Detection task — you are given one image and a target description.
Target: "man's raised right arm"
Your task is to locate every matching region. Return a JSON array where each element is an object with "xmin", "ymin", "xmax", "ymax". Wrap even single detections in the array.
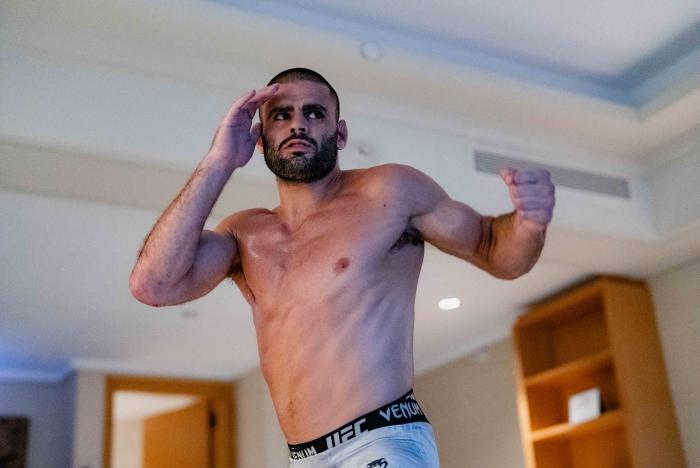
[{"xmin": 129, "ymin": 84, "xmax": 279, "ymax": 306}]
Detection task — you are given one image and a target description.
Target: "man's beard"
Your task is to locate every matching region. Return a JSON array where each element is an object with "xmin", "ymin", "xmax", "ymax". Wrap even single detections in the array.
[{"xmin": 262, "ymin": 131, "xmax": 338, "ymax": 185}]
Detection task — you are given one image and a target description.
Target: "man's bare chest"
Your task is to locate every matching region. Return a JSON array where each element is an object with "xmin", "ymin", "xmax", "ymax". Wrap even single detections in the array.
[{"xmin": 233, "ymin": 198, "xmax": 420, "ymax": 302}]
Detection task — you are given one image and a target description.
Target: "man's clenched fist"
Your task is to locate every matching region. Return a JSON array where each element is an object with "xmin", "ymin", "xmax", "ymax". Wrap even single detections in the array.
[{"xmin": 500, "ymin": 167, "xmax": 555, "ymax": 232}]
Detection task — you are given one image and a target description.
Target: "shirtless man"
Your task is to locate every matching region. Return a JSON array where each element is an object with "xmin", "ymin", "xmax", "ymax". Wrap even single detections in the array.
[{"xmin": 129, "ymin": 68, "xmax": 555, "ymax": 467}]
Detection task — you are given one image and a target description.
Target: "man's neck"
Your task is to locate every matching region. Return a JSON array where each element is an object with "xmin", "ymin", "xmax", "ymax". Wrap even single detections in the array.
[{"xmin": 274, "ymin": 167, "xmax": 343, "ymax": 227}]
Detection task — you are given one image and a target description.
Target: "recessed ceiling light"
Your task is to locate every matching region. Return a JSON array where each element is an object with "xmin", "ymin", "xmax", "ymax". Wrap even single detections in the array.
[
  {"xmin": 360, "ymin": 42, "xmax": 382, "ymax": 61},
  {"xmin": 438, "ymin": 297, "xmax": 461, "ymax": 310}
]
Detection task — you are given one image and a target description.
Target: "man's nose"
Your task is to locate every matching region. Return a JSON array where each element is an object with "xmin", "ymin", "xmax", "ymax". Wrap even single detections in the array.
[{"xmin": 289, "ymin": 114, "xmax": 307, "ymax": 134}]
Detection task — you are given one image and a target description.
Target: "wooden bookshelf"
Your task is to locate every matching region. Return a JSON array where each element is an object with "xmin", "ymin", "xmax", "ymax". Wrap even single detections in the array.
[{"xmin": 512, "ymin": 276, "xmax": 686, "ymax": 468}]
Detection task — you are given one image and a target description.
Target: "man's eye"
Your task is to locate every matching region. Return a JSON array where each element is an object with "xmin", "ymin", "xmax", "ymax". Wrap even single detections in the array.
[
  {"xmin": 306, "ymin": 111, "xmax": 324, "ymax": 119},
  {"xmin": 273, "ymin": 113, "xmax": 288, "ymax": 120}
]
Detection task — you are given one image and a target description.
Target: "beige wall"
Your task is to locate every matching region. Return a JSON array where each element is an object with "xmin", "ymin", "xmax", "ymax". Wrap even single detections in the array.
[
  {"xmin": 415, "ymin": 338, "xmax": 525, "ymax": 468},
  {"xmin": 112, "ymin": 419, "xmax": 143, "ymax": 468},
  {"xmin": 649, "ymin": 256, "xmax": 700, "ymax": 467},
  {"xmin": 0, "ymin": 374, "xmax": 74, "ymax": 468},
  {"xmin": 73, "ymin": 370, "xmax": 106, "ymax": 468},
  {"xmin": 234, "ymin": 368, "xmax": 289, "ymax": 468}
]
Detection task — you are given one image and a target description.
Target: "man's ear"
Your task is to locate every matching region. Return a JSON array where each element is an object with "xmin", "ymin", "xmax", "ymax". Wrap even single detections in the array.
[
  {"xmin": 256, "ymin": 122, "xmax": 264, "ymax": 155},
  {"xmin": 336, "ymin": 119, "xmax": 348, "ymax": 151}
]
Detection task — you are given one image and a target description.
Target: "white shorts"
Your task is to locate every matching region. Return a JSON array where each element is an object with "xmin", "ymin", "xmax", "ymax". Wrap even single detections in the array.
[{"xmin": 288, "ymin": 422, "xmax": 440, "ymax": 468}]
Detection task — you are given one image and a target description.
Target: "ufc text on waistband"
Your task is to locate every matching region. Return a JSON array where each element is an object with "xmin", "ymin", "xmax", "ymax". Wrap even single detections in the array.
[{"xmin": 287, "ymin": 389, "xmax": 429, "ymax": 460}]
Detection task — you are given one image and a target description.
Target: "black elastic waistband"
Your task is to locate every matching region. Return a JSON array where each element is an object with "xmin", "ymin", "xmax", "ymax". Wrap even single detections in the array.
[{"xmin": 288, "ymin": 388, "xmax": 429, "ymax": 460}]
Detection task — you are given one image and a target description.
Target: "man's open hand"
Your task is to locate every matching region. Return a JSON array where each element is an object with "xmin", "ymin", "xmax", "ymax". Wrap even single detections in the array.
[
  {"xmin": 500, "ymin": 167, "xmax": 555, "ymax": 232},
  {"xmin": 207, "ymin": 83, "xmax": 279, "ymax": 168}
]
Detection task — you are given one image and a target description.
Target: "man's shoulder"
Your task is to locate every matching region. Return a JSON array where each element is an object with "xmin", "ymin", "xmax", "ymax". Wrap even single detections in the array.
[
  {"xmin": 216, "ymin": 208, "xmax": 273, "ymax": 233},
  {"xmin": 226, "ymin": 207, "xmax": 272, "ymax": 221},
  {"xmin": 364, "ymin": 163, "xmax": 418, "ymax": 178},
  {"xmin": 353, "ymin": 164, "xmax": 446, "ymax": 218},
  {"xmin": 358, "ymin": 163, "xmax": 432, "ymax": 196}
]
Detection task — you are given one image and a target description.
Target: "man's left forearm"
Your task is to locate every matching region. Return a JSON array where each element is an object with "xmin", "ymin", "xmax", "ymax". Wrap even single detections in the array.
[
  {"xmin": 482, "ymin": 167, "xmax": 554, "ymax": 279},
  {"xmin": 483, "ymin": 211, "xmax": 546, "ymax": 279}
]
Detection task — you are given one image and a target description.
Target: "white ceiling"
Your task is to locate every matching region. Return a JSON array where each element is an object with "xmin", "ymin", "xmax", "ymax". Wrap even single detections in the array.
[
  {"xmin": 229, "ymin": 0, "xmax": 700, "ymax": 103},
  {"xmin": 0, "ymin": 0, "xmax": 699, "ymax": 382},
  {"xmin": 273, "ymin": 0, "xmax": 698, "ymax": 74}
]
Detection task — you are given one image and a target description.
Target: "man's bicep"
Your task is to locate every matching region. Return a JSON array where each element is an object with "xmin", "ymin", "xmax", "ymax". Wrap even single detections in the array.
[
  {"xmin": 410, "ymin": 196, "xmax": 490, "ymax": 268},
  {"xmin": 380, "ymin": 163, "xmax": 491, "ymax": 268},
  {"xmin": 194, "ymin": 225, "xmax": 239, "ymax": 279},
  {"xmin": 167, "ymin": 217, "xmax": 240, "ymax": 305}
]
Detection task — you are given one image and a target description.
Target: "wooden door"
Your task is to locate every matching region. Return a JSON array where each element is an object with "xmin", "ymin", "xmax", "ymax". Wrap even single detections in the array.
[
  {"xmin": 104, "ymin": 376, "xmax": 235, "ymax": 468},
  {"xmin": 143, "ymin": 398, "xmax": 211, "ymax": 468}
]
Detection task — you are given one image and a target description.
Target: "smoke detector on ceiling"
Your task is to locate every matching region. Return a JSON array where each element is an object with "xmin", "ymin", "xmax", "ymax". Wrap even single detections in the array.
[{"xmin": 360, "ymin": 42, "xmax": 382, "ymax": 61}]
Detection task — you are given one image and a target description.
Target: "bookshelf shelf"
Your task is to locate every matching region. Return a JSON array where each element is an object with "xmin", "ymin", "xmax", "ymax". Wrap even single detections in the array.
[
  {"xmin": 531, "ymin": 409, "xmax": 623, "ymax": 443},
  {"xmin": 525, "ymin": 349, "xmax": 613, "ymax": 389}
]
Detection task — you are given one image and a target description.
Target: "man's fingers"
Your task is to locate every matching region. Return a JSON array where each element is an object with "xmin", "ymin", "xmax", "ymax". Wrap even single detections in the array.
[
  {"xmin": 500, "ymin": 167, "xmax": 516, "ymax": 185},
  {"xmin": 514, "ymin": 169, "xmax": 551, "ymax": 184},
  {"xmin": 253, "ymin": 83, "xmax": 280, "ymax": 101},
  {"xmin": 222, "ymin": 84, "xmax": 280, "ymax": 124},
  {"xmin": 222, "ymin": 89, "xmax": 256, "ymax": 123},
  {"xmin": 510, "ymin": 182, "xmax": 554, "ymax": 197},
  {"xmin": 511, "ymin": 184, "xmax": 535, "ymax": 197},
  {"xmin": 240, "ymin": 84, "xmax": 280, "ymax": 116},
  {"xmin": 501, "ymin": 168, "xmax": 552, "ymax": 185},
  {"xmin": 513, "ymin": 195, "xmax": 549, "ymax": 210}
]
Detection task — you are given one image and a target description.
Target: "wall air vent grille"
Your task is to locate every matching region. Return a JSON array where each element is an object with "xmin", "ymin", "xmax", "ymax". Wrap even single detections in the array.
[{"xmin": 474, "ymin": 150, "xmax": 630, "ymax": 199}]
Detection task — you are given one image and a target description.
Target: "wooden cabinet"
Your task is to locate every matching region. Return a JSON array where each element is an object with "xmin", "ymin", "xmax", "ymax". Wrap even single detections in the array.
[{"xmin": 512, "ymin": 276, "xmax": 686, "ymax": 468}]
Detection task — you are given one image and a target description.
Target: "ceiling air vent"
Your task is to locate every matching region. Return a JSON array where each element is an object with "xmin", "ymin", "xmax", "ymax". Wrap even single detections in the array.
[{"xmin": 474, "ymin": 150, "xmax": 630, "ymax": 199}]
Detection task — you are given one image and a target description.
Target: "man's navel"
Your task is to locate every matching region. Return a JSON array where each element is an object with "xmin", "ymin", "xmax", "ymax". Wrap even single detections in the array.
[{"xmin": 334, "ymin": 257, "xmax": 350, "ymax": 274}]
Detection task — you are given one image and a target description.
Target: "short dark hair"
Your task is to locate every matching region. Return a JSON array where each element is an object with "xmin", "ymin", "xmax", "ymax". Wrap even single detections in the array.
[{"xmin": 263, "ymin": 68, "xmax": 340, "ymax": 121}]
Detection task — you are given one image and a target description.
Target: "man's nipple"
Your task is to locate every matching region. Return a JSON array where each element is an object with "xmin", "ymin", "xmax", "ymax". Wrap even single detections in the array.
[{"xmin": 334, "ymin": 257, "xmax": 350, "ymax": 274}]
